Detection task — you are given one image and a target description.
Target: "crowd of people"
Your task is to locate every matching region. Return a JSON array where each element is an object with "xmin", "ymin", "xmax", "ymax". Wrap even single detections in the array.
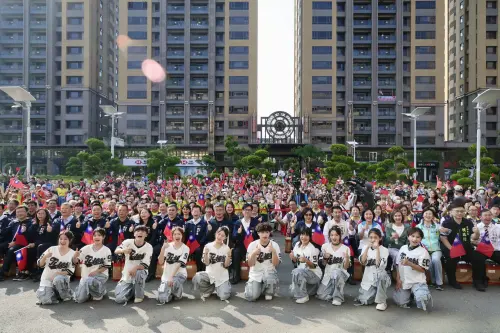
[{"xmin": 0, "ymin": 173, "xmax": 499, "ymax": 311}]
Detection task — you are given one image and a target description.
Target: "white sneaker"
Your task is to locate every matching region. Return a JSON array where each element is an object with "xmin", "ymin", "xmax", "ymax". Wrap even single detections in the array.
[
  {"xmin": 201, "ymin": 293, "xmax": 211, "ymax": 301},
  {"xmin": 93, "ymin": 295, "xmax": 103, "ymax": 301},
  {"xmin": 134, "ymin": 298, "xmax": 144, "ymax": 303},
  {"xmin": 61, "ymin": 297, "xmax": 72, "ymax": 302},
  {"xmin": 376, "ymin": 303, "xmax": 387, "ymax": 311},
  {"xmin": 331, "ymin": 299, "xmax": 342, "ymax": 306},
  {"xmin": 265, "ymin": 295, "xmax": 273, "ymax": 301},
  {"xmin": 295, "ymin": 295, "xmax": 309, "ymax": 304}
]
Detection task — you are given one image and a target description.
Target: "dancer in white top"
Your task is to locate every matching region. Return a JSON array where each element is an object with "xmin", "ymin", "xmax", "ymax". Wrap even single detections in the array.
[
  {"xmin": 316, "ymin": 226, "xmax": 350, "ymax": 305},
  {"xmin": 36, "ymin": 231, "xmax": 77, "ymax": 305},
  {"xmin": 192, "ymin": 227, "xmax": 232, "ymax": 301},
  {"xmin": 245, "ymin": 223, "xmax": 281, "ymax": 301},
  {"xmin": 74, "ymin": 228, "xmax": 112, "ymax": 303},
  {"xmin": 157, "ymin": 227, "xmax": 190, "ymax": 304}
]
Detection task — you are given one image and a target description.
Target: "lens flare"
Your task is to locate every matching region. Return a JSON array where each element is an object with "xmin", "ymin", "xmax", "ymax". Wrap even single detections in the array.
[{"xmin": 141, "ymin": 59, "xmax": 166, "ymax": 83}]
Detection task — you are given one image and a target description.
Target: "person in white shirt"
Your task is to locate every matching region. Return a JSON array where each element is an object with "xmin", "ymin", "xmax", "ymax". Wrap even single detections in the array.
[
  {"xmin": 114, "ymin": 226, "xmax": 153, "ymax": 304},
  {"xmin": 472, "ymin": 209, "xmax": 500, "ymax": 265},
  {"xmin": 354, "ymin": 228, "xmax": 390, "ymax": 311},
  {"xmin": 192, "ymin": 226, "xmax": 232, "ymax": 301},
  {"xmin": 393, "ymin": 227, "xmax": 432, "ymax": 311},
  {"xmin": 157, "ymin": 227, "xmax": 190, "ymax": 304},
  {"xmin": 357, "ymin": 208, "xmax": 384, "ymax": 254},
  {"xmin": 317, "ymin": 226, "xmax": 350, "ymax": 305},
  {"xmin": 74, "ymin": 228, "xmax": 112, "ymax": 303},
  {"xmin": 36, "ymin": 231, "xmax": 77, "ymax": 305},
  {"xmin": 289, "ymin": 228, "xmax": 322, "ymax": 304},
  {"xmin": 244, "ymin": 223, "xmax": 281, "ymax": 301}
]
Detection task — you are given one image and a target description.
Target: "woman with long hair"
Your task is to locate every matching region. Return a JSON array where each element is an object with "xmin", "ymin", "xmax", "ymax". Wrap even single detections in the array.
[
  {"xmin": 289, "ymin": 228, "xmax": 321, "ymax": 304},
  {"xmin": 373, "ymin": 204, "xmax": 388, "ymax": 232},
  {"xmin": 358, "ymin": 209, "xmax": 384, "ymax": 254},
  {"xmin": 157, "ymin": 227, "xmax": 190, "ymax": 304},
  {"xmin": 385, "ymin": 210, "xmax": 409, "ymax": 271},
  {"xmin": 398, "ymin": 205, "xmax": 413, "ymax": 227},
  {"xmin": 354, "ymin": 229, "xmax": 390, "ymax": 311},
  {"xmin": 181, "ymin": 204, "xmax": 192, "ymax": 223},
  {"xmin": 31, "ymin": 208, "xmax": 57, "ymax": 282},
  {"xmin": 225, "ymin": 202, "xmax": 239, "ymax": 223},
  {"xmin": 317, "ymin": 226, "xmax": 350, "ymax": 305},
  {"xmin": 36, "ymin": 231, "xmax": 77, "ymax": 305},
  {"xmin": 138, "ymin": 208, "xmax": 155, "ymax": 243},
  {"xmin": 417, "ymin": 207, "xmax": 443, "ymax": 290},
  {"xmin": 192, "ymin": 226, "xmax": 232, "ymax": 301}
]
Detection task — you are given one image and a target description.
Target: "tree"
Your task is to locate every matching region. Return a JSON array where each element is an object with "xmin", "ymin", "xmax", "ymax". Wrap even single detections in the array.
[
  {"xmin": 225, "ymin": 135, "xmax": 251, "ymax": 167},
  {"xmin": 292, "ymin": 144, "xmax": 325, "ymax": 171},
  {"xmin": 65, "ymin": 139, "xmax": 129, "ymax": 177},
  {"xmin": 146, "ymin": 149, "xmax": 181, "ymax": 178},
  {"xmin": 199, "ymin": 155, "xmax": 216, "ymax": 173},
  {"xmin": 324, "ymin": 144, "xmax": 355, "ymax": 180},
  {"xmin": 283, "ymin": 157, "xmax": 299, "ymax": 171},
  {"xmin": 330, "ymin": 144, "xmax": 348, "ymax": 156},
  {"xmin": 387, "ymin": 146, "xmax": 405, "ymax": 159},
  {"xmin": 451, "ymin": 145, "xmax": 499, "ymax": 184}
]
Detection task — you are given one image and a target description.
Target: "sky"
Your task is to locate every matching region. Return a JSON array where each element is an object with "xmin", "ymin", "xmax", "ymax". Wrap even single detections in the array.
[{"xmin": 258, "ymin": 0, "xmax": 294, "ymax": 117}]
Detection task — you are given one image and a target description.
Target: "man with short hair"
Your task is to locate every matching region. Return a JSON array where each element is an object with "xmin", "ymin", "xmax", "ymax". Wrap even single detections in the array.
[
  {"xmin": 46, "ymin": 199, "xmax": 61, "ymax": 221},
  {"xmin": 473, "ymin": 209, "xmax": 500, "ymax": 265},
  {"xmin": 185, "ymin": 205, "xmax": 209, "ymax": 272}
]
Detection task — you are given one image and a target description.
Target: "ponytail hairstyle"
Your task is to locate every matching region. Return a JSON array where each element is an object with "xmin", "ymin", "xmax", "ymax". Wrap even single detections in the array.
[{"xmin": 368, "ymin": 228, "xmax": 383, "ymax": 245}]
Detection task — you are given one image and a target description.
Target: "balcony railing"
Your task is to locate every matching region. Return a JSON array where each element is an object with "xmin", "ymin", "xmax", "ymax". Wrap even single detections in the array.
[
  {"xmin": 0, "ymin": 52, "xmax": 23, "ymax": 57},
  {"xmin": 166, "ymin": 66, "xmax": 184, "ymax": 72},
  {"xmin": 191, "ymin": 110, "xmax": 208, "ymax": 117},
  {"xmin": 191, "ymin": 22, "xmax": 208, "ymax": 29},
  {"xmin": 166, "ymin": 110, "xmax": 184, "ymax": 116},
  {"xmin": 190, "ymin": 126, "xmax": 208, "ymax": 131},
  {"xmin": 0, "ymin": 110, "xmax": 23, "ymax": 116},
  {"xmin": 167, "ymin": 36, "xmax": 184, "ymax": 43},
  {"xmin": 0, "ymin": 125, "xmax": 22, "ymax": 130},
  {"xmin": 1, "ymin": 6, "xmax": 23, "ymax": 14},
  {"xmin": 166, "ymin": 126, "xmax": 185, "ymax": 131},
  {"xmin": 166, "ymin": 21, "xmax": 185, "ymax": 28},
  {"xmin": 353, "ymin": 80, "xmax": 372, "ymax": 86},
  {"xmin": 190, "ymin": 140, "xmax": 208, "ymax": 144},
  {"xmin": 191, "ymin": 51, "xmax": 208, "ymax": 57},
  {"xmin": 190, "ymin": 81, "xmax": 208, "ymax": 87},
  {"xmin": 0, "ymin": 37, "xmax": 23, "ymax": 43},
  {"xmin": 191, "ymin": 65, "xmax": 208, "ymax": 72},
  {"xmin": 191, "ymin": 6, "xmax": 208, "ymax": 13},
  {"xmin": 0, "ymin": 22, "xmax": 23, "ymax": 29},
  {"xmin": 167, "ymin": 5, "xmax": 184, "ymax": 13},
  {"xmin": 0, "ymin": 80, "xmax": 24, "ymax": 85},
  {"xmin": 166, "ymin": 51, "xmax": 184, "ymax": 57}
]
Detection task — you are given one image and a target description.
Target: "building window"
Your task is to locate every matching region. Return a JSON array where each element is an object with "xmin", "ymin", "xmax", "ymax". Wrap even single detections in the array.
[
  {"xmin": 66, "ymin": 91, "xmax": 82, "ymax": 99},
  {"xmin": 416, "ymin": 121, "xmax": 435, "ymax": 130},
  {"xmin": 486, "ymin": 31, "xmax": 497, "ymax": 39},
  {"xmin": 128, "ymin": 2, "xmax": 147, "ymax": 10},
  {"xmin": 128, "ymin": 31, "xmax": 147, "ymax": 40},
  {"xmin": 229, "ymin": 16, "xmax": 249, "ymax": 25},
  {"xmin": 228, "ymin": 121, "xmax": 248, "ymax": 129},
  {"xmin": 229, "ymin": 61, "xmax": 248, "ymax": 69},
  {"xmin": 216, "ymin": 2, "xmax": 224, "ymax": 12},
  {"xmin": 127, "ymin": 106, "xmax": 147, "ymax": 114},
  {"xmin": 229, "ymin": 91, "xmax": 248, "ymax": 99},
  {"xmin": 312, "ymin": 1, "xmax": 332, "ymax": 10},
  {"xmin": 486, "ymin": 122, "xmax": 497, "ymax": 130},
  {"xmin": 487, "ymin": 1, "xmax": 497, "ymax": 9},
  {"xmin": 312, "ymin": 76, "xmax": 332, "ymax": 84},
  {"xmin": 312, "ymin": 61, "xmax": 332, "ymax": 69},
  {"xmin": 415, "ymin": 1, "xmax": 436, "ymax": 9},
  {"xmin": 487, "ymin": 76, "xmax": 497, "ymax": 85},
  {"xmin": 127, "ymin": 61, "xmax": 142, "ymax": 69},
  {"xmin": 66, "ymin": 135, "xmax": 84, "ymax": 143},
  {"xmin": 312, "ymin": 91, "xmax": 333, "ymax": 99},
  {"xmin": 229, "ymin": 2, "xmax": 249, "ymax": 10},
  {"xmin": 229, "ymin": 46, "xmax": 248, "ymax": 54},
  {"xmin": 128, "ymin": 17, "xmax": 147, "ymax": 25},
  {"xmin": 486, "ymin": 16, "xmax": 497, "ymax": 24},
  {"xmin": 415, "ymin": 76, "xmax": 435, "ymax": 84},
  {"xmin": 127, "ymin": 120, "xmax": 147, "ymax": 129},
  {"xmin": 486, "ymin": 106, "xmax": 497, "ymax": 115},
  {"xmin": 415, "ymin": 61, "xmax": 436, "ymax": 69},
  {"xmin": 312, "ymin": 106, "xmax": 332, "ymax": 114},
  {"xmin": 415, "ymin": 16, "xmax": 436, "ymax": 24},
  {"xmin": 415, "ymin": 31, "xmax": 436, "ymax": 39},
  {"xmin": 415, "ymin": 91, "xmax": 436, "ymax": 99},
  {"xmin": 229, "ymin": 31, "xmax": 249, "ymax": 40},
  {"xmin": 66, "ymin": 106, "xmax": 82, "ymax": 114},
  {"xmin": 127, "ymin": 76, "xmax": 147, "ymax": 84},
  {"xmin": 66, "ymin": 47, "xmax": 83, "ymax": 54},
  {"xmin": 67, "ymin": 32, "xmax": 83, "ymax": 40},
  {"xmin": 66, "ymin": 120, "xmax": 82, "ymax": 129},
  {"xmin": 67, "ymin": 17, "xmax": 83, "ymax": 25},
  {"xmin": 486, "ymin": 46, "xmax": 497, "ymax": 54},
  {"xmin": 229, "ymin": 106, "xmax": 248, "ymax": 114},
  {"xmin": 312, "ymin": 31, "xmax": 332, "ymax": 40},
  {"xmin": 66, "ymin": 76, "xmax": 82, "ymax": 84},
  {"xmin": 312, "ymin": 46, "xmax": 332, "ymax": 54},
  {"xmin": 487, "ymin": 61, "xmax": 497, "ymax": 70},
  {"xmin": 66, "ymin": 61, "xmax": 83, "ymax": 69},
  {"xmin": 312, "ymin": 16, "xmax": 332, "ymax": 24},
  {"xmin": 128, "ymin": 46, "xmax": 147, "ymax": 54},
  {"xmin": 229, "ymin": 76, "xmax": 248, "ymax": 84},
  {"xmin": 67, "ymin": 3, "xmax": 83, "ymax": 10},
  {"xmin": 127, "ymin": 91, "xmax": 147, "ymax": 99}
]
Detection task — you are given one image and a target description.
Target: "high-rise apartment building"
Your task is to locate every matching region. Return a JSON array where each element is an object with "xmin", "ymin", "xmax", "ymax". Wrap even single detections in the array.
[
  {"xmin": 0, "ymin": 0, "xmax": 257, "ymax": 167},
  {"xmin": 448, "ymin": 0, "xmax": 500, "ymax": 147},
  {"xmin": 0, "ymin": 0, "xmax": 117, "ymax": 152},
  {"xmin": 115, "ymin": 0, "xmax": 257, "ymax": 158},
  {"xmin": 295, "ymin": 0, "xmax": 447, "ymax": 150}
]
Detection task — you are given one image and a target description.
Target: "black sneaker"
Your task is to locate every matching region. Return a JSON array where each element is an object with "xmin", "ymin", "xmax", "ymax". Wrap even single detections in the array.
[
  {"xmin": 32, "ymin": 275, "xmax": 41, "ymax": 283},
  {"xmin": 450, "ymin": 282, "xmax": 462, "ymax": 290},
  {"xmin": 435, "ymin": 285, "xmax": 444, "ymax": 291},
  {"xmin": 474, "ymin": 282, "xmax": 486, "ymax": 292},
  {"xmin": 18, "ymin": 273, "xmax": 31, "ymax": 281},
  {"xmin": 0, "ymin": 274, "xmax": 5, "ymax": 282},
  {"xmin": 13, "ymin": 273, "xmax": 24, "ymax": 281}
]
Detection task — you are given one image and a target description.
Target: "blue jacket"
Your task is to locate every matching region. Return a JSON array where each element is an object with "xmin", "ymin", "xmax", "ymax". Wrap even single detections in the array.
[
  {"xmin": 185, "ymin": 218, "xmax": 209, "ymax": 246},
  {"xmin": 232, "ymin": 218, "xmax": 260, "ymax": 249},
  {"xmin": 417, "ymin": 221, "xmax": 441, "ymax": 252}
]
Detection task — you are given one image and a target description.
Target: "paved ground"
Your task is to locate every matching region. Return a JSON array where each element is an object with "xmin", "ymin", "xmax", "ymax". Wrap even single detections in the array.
[{"xmin": 1, "ymin": 235, "xmax": 499, "ymax": 333}]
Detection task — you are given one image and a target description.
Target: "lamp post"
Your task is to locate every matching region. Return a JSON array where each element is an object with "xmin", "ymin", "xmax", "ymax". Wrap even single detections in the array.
[
  {"xmin": 101, "ymin": 105, "xmax": 124, "ymax": 159},
  {"xmin": 402, "ymin": 107, "xmax": 431, "ymax": 180},
  {"xmin": 472, "ymin": 88, "xmax": 500, "ymax": 189},
  {"xmin": 346, "ymin": 141, "xmax": 359, "ymax": 162},
  {"xmin": 157, "ymin": 140, "xmax": 167, "ymax": 149},
  {"xmin": 0, "ymin": 86, "xmax": 36, "ymax": 179}
]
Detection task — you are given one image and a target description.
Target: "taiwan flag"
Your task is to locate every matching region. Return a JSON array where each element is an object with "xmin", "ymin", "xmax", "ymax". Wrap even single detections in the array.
[
  {"xmin": 14, "ymin": 225, "xmax": 28, "ymax": 246},
  {"xmin": 197, "ymin": 194, "xmax": 205, "ymax": 207},
  {"xmin": 476, "ymin": 233, "xmax": 494, "ymax": 258},
  {"xmin": 15, "ymin": 247, "xmax": 28, "ymax": 271},
  {"xmin": 312, "ymin": 225, "xmax": 325, "ymax": 245},
  {"xmin": 450, "ymin": 234, "xmax": 466, "ymax": 258},
  {"xmin": 187, "ymin": 234, "xmax": 201, "ymax": 254},
  {"xmin": 343, "ymin": 237, "xmax": 354, "ymax": 256},
  {"xmin": 9, "ymin": 178, "xmax": 24, "ymax": 189},
  {"xmin": 117, "ymin": 226, "xmax": 125, "ymax": 246},
  {"xmin": 163, "ymin": 222, "xmax": 173, "ymax": 242},
  {"xmin": 243, "ymin": 229, "xmax": 254, "ymax": 249},
  {"xmin": 81, "ymin": 225, "xmax": 93, "ymax": 245}
]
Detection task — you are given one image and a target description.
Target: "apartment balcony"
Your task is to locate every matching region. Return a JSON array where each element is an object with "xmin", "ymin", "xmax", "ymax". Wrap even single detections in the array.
[
  {"xmin": 378, "ymin": 80, "xmax": 396, "ymax": 88},
  {"xmin": 378, "ymin": 5, "xmax": 396, "ymax": 13},
  {"xmin": 190, "ymin": 125, "xmax": 208, "ymax": 132},
  {"xmin": 353, "ymin": 80, "xmax": 372, "ymax": 88},
  {"xmin": 166, "ymin": 110, "xmax": 184, "ymax": 117},
  {"xmin": 30, "ymin": 51, "xmax": 47, "ymax": 58},
  {"xmin": 353, "ymin": 65, "xmax": 372, "ymax": 74},
  {"xmin": 167, "ymin": 36, "xmax": 185, "ymax": 44},
  {"xmin": 166, "ymin": 65, "xmax": 184, "ymax": 73},
  {"xmin": 166, "ymin": 80, "xmax": 184, "ymax": 88},
  {"xmin": 378, "ymin": 50, "xmax": 396, "ymax": 59},
  {"xmin": 353, "ymin": 50, "xmax": 371, "ymax": 58},
  {"xmin": 30, "ymin": 21, "xmax": 47, "ymax": 29},
  {"xmin": 0, "ymin": 125, "xmax": 22, "ymax": 131},
  {"xmin": 378, "ymin": 20, "xmax": 396, "ymax": 28},
  {"xmin": 191, "ymin": 35, "xmax": 208, "ymax": 44},
  {"xmin": 378, "ymin": 126, "xmax": 396, "ymax": 133},
  {"xmin": 0, "ymin": 109, "xmax": 22, "ymax": 117},
  {"xmin": 30, "ymin": 6, "xmax": 47, "ymax": 14},
  {"xmin": 191, "ymin": 50, "xmax": 208, "ymax": 59},
  {"xmin": 166, "ymin": 21, "xmax": 185, "ymax": 29},
  {"xmin": 0, "ymin": 52, "xmax": 23, "ymax": 58},
  {"xmin": 29, "ymin": 80, "xmax": 46, "ymax": 88},
  {"xmin": 353, "ymin": 20, "xmax": 372, "ymax": 28},
  {"xmin": 353, "ymin": 95, "xmax": 372, "ymax": 103},
  {"xmin": 0, "ymin": 137, "xmax": 22, "ymax": 144},
  {"xmin": 190, "ymin": 80, "xmax": 208, "ymax": 88},
  {"xmin": 166, "ymin": 5, "xmax": 185, "ymax": 13},
  {"xmin": 190, "ymin": 65, "xmax": 208, "ymax": 73},
  {"xmin": 353, "ymin": 5, "xmax": 372, "ymax": 13},
  {"xmin": 190, "ymin": 110, "xmax": 208, "ymax": 117},
  {"xmin": 353, "ymin": 126, "xmax": 372, "ymax": 134},
  {"xmin": 32, "ymin": 125, "xmax": 46, "ymax": 131},
  {"xmin": 0, "ymin": 5, "xmax": 23, "ymax": 14},
  {"xmin": 30, "ymin": 65, "xmax": 46, "ymax": 73},
  {"xmin": 0, "ymin": 65, "xmax": 22, "ymax": 73},
  {"xmin": 353, "ymin": 35, "xmax": 372, "ymax": 44},
  {"xmin": 190, "ymin": 139, "xmax": 208, "ymax": 145},
  {"xmin": 352, "ymin": 110, "xmax": 372, "ymax": 118},
  {"xmin": 377, "ymin": 111, "xmax": 396, "ymax": 118},
  {"xmin": 0, "ymin": 37, "xmax": 23, "ymax": 44},
  {"xmin": 165, "ymin": 125, "xmax": 184, "ymax": 132},
  {"xmin": 0, "ymin": 22, "xmax": 23, "ymax": 29},
  {"xmin": 191, "ymin": 22, "xmax": 208, "ymax": 29},
  {"xmin": 30, "ymin": 36, "xmax": 47, "ymax": 44},
  {"xmin": 0, "ymin": 79, "xmax": 24, "ymax": 86},
  {"xmin": 31, "ymin": 108, "xmax": 46, "ymax": 116},
  {"xmin": 378, "ymin": 65, "xmax": 396, "ymax": 73},
  {"xmin": 166, "ymin": 94, "xmax": 185, "ymax": 102},
  {"xmin": 166, "ymin": 51, "xmax": 185, "ymax": 59},
  {"xmin": 378, "ymin": 35, "xmax": 396, "ymax": 43},
  {"xmin": 191, "ymin": 6, "xmax": 209, "ymax": 14}
]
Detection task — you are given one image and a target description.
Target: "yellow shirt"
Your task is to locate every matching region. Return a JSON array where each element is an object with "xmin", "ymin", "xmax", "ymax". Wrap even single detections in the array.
[{"xmin": 56, "ymin": 188, "xmax": 68, "ymax": 197}]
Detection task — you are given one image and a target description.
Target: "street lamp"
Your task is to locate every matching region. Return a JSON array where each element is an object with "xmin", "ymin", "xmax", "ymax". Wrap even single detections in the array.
[
  {"xmin": 346, "ymin": 141, "xmax": 359, "ymax": 162},
  {"xmin": 472, "ymin": 88, "xmax": 500, "ymax": 189},
  {"xmin": 101, "ymin": 105, "xmax": 124, "ymax": 159},
  {"xmin": 402, "ymin": 107, "xmax": 431, "ymax": 180},
  {"xmin": 157, "ymin": 140, "xmax": 167, "ymax": 148},
  {"xmin": 0, "ymin": 86, "xmax": 36, "ymax": 179}
]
